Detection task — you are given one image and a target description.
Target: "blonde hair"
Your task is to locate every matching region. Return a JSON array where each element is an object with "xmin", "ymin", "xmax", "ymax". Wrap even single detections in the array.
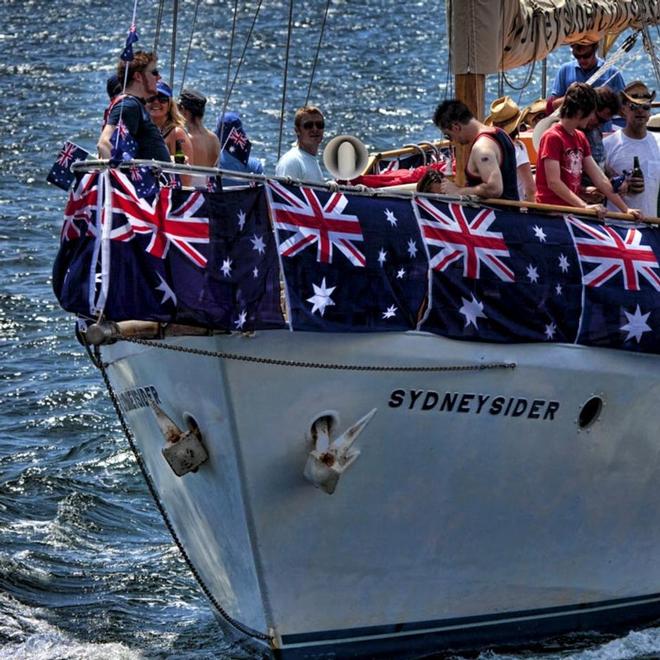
[{"xmin": 294, "ymin": 105, "xmax": 323, "ymax": 129}]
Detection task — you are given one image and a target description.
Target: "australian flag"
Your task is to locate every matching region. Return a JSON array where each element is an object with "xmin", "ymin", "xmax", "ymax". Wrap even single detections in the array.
[
  {"xmin": 47, "ymin": 141, "xmax": 90, "ymax": 191},
  {"xmin": 225, "ymin": 127, "xmax": 252, "ymax": 166},
  {"xmin": 53, "ymin": 176, "xmax": 660, "ymax": 356},
  {"xmin": 120, "ymin": 23, "xmax": 139, "ymax": 61}
]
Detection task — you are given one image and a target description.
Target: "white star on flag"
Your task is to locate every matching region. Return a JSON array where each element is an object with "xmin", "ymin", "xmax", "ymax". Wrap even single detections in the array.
[
  {"xmin": 377, "ymin": 248, "xmax": 387, "ymax": 266},
  {"xmin": 307, "ymin": 278, "xmax": 336, "ymax": 316},
  {"xmin": 250, "ymin": 234, "xmax": 266, "ymax": 254},
  {"xmin": 234, "ymin": 309, "xmax": 247, "ymax": 330},
  {"xmin": 459, "ymin": 295, "xmax": 486, "ymax": 328},
  {"xmin": 558, "ymin": 254, "xmax": 570, "ymax": 272},
  {"xmin": 396, "ymin": 267, "xmax": 406, "ymax": 279},
  {"xmin": 407, "ymin": 239, "xmax": 418, "ymax": 258},
  {"xmin": 382, "ymin": 305, "xmax": 397, "ymax": 319},
  {"xmin": 545, "ymin": 322, "xmax": 557, "ymax": 340},
  {"xmin": 532, "ymin": 225, "xmax": 547, "ymax": 242},
  {"xmin": 620, "ymin": 305, "xmax": 651, "ymax": 343},
  {"xmin": 155, "ymin": 273, "xmax": 177, "ymax": 305},
  {"xmin": 555, "ymin": 283, "xmax": 563, "ymax": 296},
  {"xmin": 385, "ymin": 209, "xmax": 398, "ymax": 227},
  {"xmin": 221, "ymin": 257, "xmax": 233, "ymax": 278},
  {"xmin": 253, "ymin": 266, "xmax": 259, "ymax": 278},
  {"xmin": 237, "ymin": 210, "xmax": 246, "ymax": 231},
  {"xmin": 526, "ymin": 264, "xmax": 539, "ymax": 283}
]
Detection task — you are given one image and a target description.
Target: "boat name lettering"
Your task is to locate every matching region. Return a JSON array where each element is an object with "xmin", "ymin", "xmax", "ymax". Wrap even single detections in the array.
[
  {"xmin": 117, "ymin": 386, "xmax": 161, "ymax": 413},
  {"xmin": 387, "ymin": 390, "xmax": 559, "ymax": 420}
]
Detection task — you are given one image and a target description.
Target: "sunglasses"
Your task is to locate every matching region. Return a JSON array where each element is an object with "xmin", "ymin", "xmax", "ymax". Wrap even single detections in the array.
[
  {"xmin": 573, "ymin": 52, "xmax": 594, "ymax": 61},
  {"xmin": 148, "ymin": 68, "xmax": 160, "ymax": 77},
  {"xmin": 147, "ymin": 94, "xmax": 169, "ymax": 103},
  {"xmin": 628, "ymin": 101, "xmax": 651, "ymax": 112},
  {"xmin": 301, "ymin": 120, "xmax": 324, "ymax": 130}
]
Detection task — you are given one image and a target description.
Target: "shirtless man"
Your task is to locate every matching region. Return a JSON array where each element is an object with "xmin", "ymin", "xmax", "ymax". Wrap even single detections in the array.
[
  {"xmin": 433, "ymin": 99, "xmax": 519, "ymax": 200},
  {"xmin": 177, "ymin": 88, "xmax": 220, "ymax": 167}
]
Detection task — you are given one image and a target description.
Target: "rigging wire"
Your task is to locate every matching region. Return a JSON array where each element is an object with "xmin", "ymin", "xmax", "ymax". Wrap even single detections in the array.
[
  {"xmin": 169, "ymin": 0, "xmax": 179, "ymax": 88},
  {"xmin": 277, "ymin": 0, "xmax": 295, "ymax": 161},
  {"xmin": 219, "ymin": 0, "xmax": 264, "ymax": 145},
  {"xmin": 304, "ymin": 0, "xmax": 331, "ymax": 107},
  {"xmin": 220, "ymin": 0, "xmax": 240, "ymax": 145},
  {"xmin": 642, "ymin": 24, "xmax": 660, "ymax": 88},
  {"xmin": 154, "ymin": 0, "xmax": 165, "ymax": 53},
  {"xmin": 179, "ymin": 0, "xmax": 202, "ymax": 94}
]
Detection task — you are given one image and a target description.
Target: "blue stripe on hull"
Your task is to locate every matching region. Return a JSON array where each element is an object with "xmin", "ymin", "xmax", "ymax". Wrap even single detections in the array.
[{"xmin": 276, "ymin": 593, "xmax": 660, "ymax": 658}]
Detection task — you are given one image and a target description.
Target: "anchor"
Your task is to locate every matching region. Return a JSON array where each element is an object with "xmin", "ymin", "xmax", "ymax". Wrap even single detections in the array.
[
  {"xmin": 151, "ymin": 402, "xmax": 208, "ymax": 476},
  {"xmin": 303, "ymin": 408, "xmax": 377, "ymax": 494}
]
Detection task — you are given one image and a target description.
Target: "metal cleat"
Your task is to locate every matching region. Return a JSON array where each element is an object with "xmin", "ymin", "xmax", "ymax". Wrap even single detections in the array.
[
  {"xmin": 304, "ymin": 408, "xmax": 377, "ymax": 494},
  {"xmin": 151, "ymin": 402, "xmax": 208, "ymax": 477}
]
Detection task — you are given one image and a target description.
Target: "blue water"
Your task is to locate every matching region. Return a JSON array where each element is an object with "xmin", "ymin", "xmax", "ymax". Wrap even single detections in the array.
[{"xmin": 1, "ymin": 0, "xmax": 659, "ymax": 657}]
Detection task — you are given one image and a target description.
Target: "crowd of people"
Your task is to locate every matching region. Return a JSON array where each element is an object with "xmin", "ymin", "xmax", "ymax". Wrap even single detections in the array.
[{"xmin": 98, "ymin": 45, "xmax": 659, "ymax": 219}]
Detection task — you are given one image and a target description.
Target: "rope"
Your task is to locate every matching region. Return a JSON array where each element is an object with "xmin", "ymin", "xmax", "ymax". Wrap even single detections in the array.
[
  {"xmin": 116, "ymin": 335, "xmax": 517, "ymax": 373},
  {"xmin": 219, "ymin": 0, "xmax": 240, "ymax": 147},
  {"xmin": 179, "ymin": 0, "xmax": 202, "ymax": 94},
  {"xmin": 642, "ymin": 24, "xmax": 660, "ymax": 89},
  {"xmin": 169, "ymin": 0, "xmax": 178, "ymax": 88},
  {"xmin": 277, "ymin": 0, "xmax": 295, "ymax": 161},
  {"xmin": 304, "ymin": 0, "xmax": 331, "ymax": 107},
  {"xmin": 154, "ymin": 0, "xmax": 165, "ymax": 53},
  {"xmin": 219, "ymin": 0, "xmax": 264, "ymax": 145},
  {"xmin": 93, "ymin": 346, "xmax": 272, "ymax": 643}
]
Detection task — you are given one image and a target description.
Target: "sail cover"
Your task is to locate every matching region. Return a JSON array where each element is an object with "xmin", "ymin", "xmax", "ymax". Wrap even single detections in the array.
[{"xmin": 448, "ymin": 0, "xmax": 660, "ymax": 74}]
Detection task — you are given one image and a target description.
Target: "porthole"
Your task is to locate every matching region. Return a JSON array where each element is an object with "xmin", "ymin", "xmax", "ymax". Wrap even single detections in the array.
[{"xmin": 578, "ymin": 396, "xmax": 603, "ymax": 429}]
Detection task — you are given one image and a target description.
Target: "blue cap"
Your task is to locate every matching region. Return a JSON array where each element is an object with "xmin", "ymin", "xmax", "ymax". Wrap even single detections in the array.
[
  {"xmin": 156, "ymin": 81, "xmax": 173, "ymax": 98},
  {"xmin": 215, "ymin": 111, "xmax": 243, "ymax": 140}
]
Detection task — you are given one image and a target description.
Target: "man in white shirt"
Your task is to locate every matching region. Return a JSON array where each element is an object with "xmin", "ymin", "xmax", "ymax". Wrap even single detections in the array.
[
  {"xmin": 275, "ymin": 106, "xmax": 326, "ymax": 183},
  {"xmin": 604, "ymin": 81, "xmax": 659, "ymax": 218}
]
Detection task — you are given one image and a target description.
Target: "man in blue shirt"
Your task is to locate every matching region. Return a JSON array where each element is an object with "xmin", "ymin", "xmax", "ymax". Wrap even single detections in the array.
[{"xmin": 546, "ymin": 42, "xmax": 625, "ymax": 114}]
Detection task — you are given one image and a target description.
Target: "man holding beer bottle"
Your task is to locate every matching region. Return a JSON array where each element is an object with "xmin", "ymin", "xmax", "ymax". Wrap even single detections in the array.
[{"xmin": 604, "ymin": 81, "xmax": 660, "ymax": 218}]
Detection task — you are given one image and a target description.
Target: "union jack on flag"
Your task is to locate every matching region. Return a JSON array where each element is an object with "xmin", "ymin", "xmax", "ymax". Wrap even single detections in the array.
[
  {"xmin": 568, "ymin": 217, "xmax": 660, "ymax": 291},
  {"xmin": 61, "ymin": 173, "xmax": 98, "ymax": 241},
  {"xmin": 228, "ymin": 127, "xmax": 247, "ymax": 149},
  {"xmin": 47, "ymin": 141, "xmax": 90, "ymax": 191},
  {"xmin": 109, "ymin": 170, "xmax": 209, "ymax": 267},
  {"xmin": 415, "ymin": 199, "xmax": 514, "ymax": 282},
  {"xmin": 267, "ymin": 180, "xmax": 366, "ymax": 267}
]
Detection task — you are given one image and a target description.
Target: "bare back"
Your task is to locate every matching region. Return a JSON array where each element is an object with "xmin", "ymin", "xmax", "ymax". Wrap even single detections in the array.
[{"xmin": 188, "ymin": 125, "xmax": 220, "ymax": 167}]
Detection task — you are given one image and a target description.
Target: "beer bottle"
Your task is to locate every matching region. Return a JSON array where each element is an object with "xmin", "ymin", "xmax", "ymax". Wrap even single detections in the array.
[
  {"xmin": 174, "ymin": 139, "xmax": 185, "ymax": 164},
  {"xmin": 629, "ymin": 156, "xmax": 644, "ymax": 194}
]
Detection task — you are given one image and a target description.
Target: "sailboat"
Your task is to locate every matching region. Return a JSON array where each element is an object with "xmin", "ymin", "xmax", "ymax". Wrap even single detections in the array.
[{"xmin": 52, "ymin": 0, "xmax": 660, "ymax": 657}]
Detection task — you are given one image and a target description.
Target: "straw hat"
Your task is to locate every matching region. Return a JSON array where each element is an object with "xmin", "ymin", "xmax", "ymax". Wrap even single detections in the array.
[
  {"xmin": 532, "ymin": 113, "xmax": 560, "ymax": 151},
  {"xmin": 648, "ymin": 114, "xmax": 660, "ymax": 132},
  {"xmin": 621, "ymin": 80, "xmax": 656, "ymax": 105},
  {"xmin": 484, "ymin": 96, "xmax": 523, "ymax": 135},
  {"xmin": 520, "ymin": 98, "xmax": 548, "ymax": 128}
]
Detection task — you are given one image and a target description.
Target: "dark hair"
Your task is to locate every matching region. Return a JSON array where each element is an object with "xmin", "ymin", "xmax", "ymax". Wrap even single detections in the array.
[
  {"xmin": 433, "ymin": 99, "xmax": 473, "ymax": 130},
  {"xmin": 117, "ymin": 51, "xmax": 156, "ymax": 85},
  {"xmin": 560, "ymin": 82, "xmax": 597, "ymax": 119},
  {"xmin": 179, "ymin": 88, "xmax": 207, "ymax": 118},
  {"xmin": 595, "ymin": 86, "xmax": 621, "ymax": 115},
  {"xmin": 416, "ymin": 168, "xmax": 444, "ymax": 193}
]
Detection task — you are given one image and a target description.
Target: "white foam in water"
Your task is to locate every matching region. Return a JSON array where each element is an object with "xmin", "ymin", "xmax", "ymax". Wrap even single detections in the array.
[{"xmin": 0, "ymin": 593, "xmax": 140, "ymax": 660}]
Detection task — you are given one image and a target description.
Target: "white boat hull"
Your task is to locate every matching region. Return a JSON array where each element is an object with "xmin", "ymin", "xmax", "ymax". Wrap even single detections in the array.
[{"xmin": 101, "ymin": 330, "xmax": 660, "ymax": 657}]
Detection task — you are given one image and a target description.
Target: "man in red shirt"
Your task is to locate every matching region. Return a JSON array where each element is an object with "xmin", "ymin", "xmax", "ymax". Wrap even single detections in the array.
[{"xmin": 535, "ymin": 82, "xmax": 641, "ymax": 220}]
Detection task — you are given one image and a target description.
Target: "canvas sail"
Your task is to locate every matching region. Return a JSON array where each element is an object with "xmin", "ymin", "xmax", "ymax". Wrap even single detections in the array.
[{"xmin": 448, "ymin": 0, "xmax": 660, "ymax": 74}]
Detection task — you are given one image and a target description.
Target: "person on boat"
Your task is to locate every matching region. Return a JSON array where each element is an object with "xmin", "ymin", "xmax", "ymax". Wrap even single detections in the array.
[
  {"xmin": 214, "ymin": 111, "xmax": 264, "ymax": 186},
  {"xmin": 415, "ymin": 168, "xmax": 445, "ymax": 194},
  {"xmin": 546, "ymin": 41, "xmax": 625, "ymax": 115},
  {"xmin": 178, "ymin": 88, "xmax": 220, "ymax": 168},
  {"xmin": 603, "ymin": 81, "xmax": 660, "ymax": 218},
  {"xmin": 432, "ymin": 99, "xmax": 519, "ymax": 200},
  {"xmin": 520, "ymin": 99, "xmax": 547, "ymax": 131},
  {"xmin": 275, "ymin": 105, "xmax": 325, "ymax": 183},
  {"xmin": 535, "ymin": 82, "xmax": 641, "ymax": 220},
  {"xmin": 579, "ymin": 86, "xmax": 621, "ymax": 202},
  {"xmin": 484, "ymin": 96, "xmax": 536, "ymax": 202},
  {"xmin": 146, "ymin": 81, "xmax": 194, "ymax": 186},
  {"xmin": 97, "ymin": 51, "xmax": 170, "ymax": 163},
  {"xmin": 106, "ymin": 74, "xmax": 122, "ymax": 101}
]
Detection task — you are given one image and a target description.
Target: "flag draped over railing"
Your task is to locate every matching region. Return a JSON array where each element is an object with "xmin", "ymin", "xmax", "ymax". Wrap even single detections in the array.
[{"xmin": 53, "ymin": 173, "xmax": 660, "ymax": 355}]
